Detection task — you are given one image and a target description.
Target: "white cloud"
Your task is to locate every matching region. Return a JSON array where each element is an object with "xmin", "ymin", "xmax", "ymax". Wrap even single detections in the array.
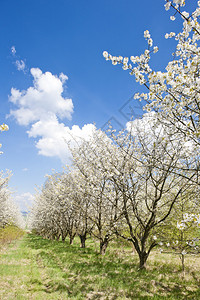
[
  {"xmin": 126, "ymin": 111, "xmax": 194, "ymax": 156},
  {"xmin": 15, "ymin": 59, "xmax": 26, "ymax": 71},
  {"xmin": 59, "ymin": 72, "xmax": 68, "ymax": 83},
  {"xmin": 11, "ymin": 46, "xmax": 16, "ymax": 56},
  {"xmin": 9, "ymin": 68, "xmax": 74, "ymax": 126},
  {"xmin": 126, "ymin": 111, "xmax": 160, "ymax": 136},
  {"xmin": 9, "ymin": 67, "xmax": 96, "ymax": 162},
  {"xmin": 28, "ymin": 116, "xmax": 96, "ymax": 162},
  {"xmin": 11, "ymin": 46, "xmax": 26, "ymax": 72},
  {"xmin": 15, "ymin": 192, "xmax": 34, "ymax": 212}
]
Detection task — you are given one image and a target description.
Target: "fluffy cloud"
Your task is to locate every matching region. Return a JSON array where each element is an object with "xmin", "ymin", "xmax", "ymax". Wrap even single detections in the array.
[
  {"xmin": 9, "ymin": 67, "xmax": 96, "ymax": 162},
  {"xmin": 28, "ymin": 116, "xmax": 96, "ymax": 162},
  {"xmin": 126, "ymin": 111, "xmax": 160, "ymax": 136},
  {"xmin": 9, "ymin": 68, "xmax": 73, "ymax": 125}
]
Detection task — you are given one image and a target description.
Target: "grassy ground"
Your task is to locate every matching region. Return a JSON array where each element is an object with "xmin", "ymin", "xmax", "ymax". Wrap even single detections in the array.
[{"xmin": 0, "ymin": 234, "xmax": 200, "ymax": 299}]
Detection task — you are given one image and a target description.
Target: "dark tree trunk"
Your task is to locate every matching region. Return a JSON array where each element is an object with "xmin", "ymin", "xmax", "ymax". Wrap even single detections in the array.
[
  {"xmin": 130, "ymin": 238, "xmax": 153, "ymax": 270},
  {"xmin": 61, "ymin": 233, "xmax": 67, "ymax": 242},
  {"xmin": 100, "ymin": 235, "xmax": 109, "ymax": 255},
  {"xmin": 56, "ymin": 234, "xmax": 61, "ymax": 241},
  {"xmin": 79, "ymin": 233, "xmax": 87, "ymax": 248},
  {"xmin": 139, "ymin": 251, "xmax": 149, "ymax": 270},
  {"xmin": 51, "ymin": 234, "xmax": 55, "ymax": 240},
  {"xmin": 69, "ymin": 233, "xmax": 76, "ymax": 245}
]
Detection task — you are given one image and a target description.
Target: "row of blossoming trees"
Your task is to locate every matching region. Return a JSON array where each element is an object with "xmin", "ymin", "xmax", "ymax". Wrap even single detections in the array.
[
  {"xmin": 30, "ymin": 0, "xmax": 200, "ymax": 269},
  {"xmin": 0, "ymin": 171, "xmax": 24, "ymax": 229},
  {"xmin": 0, "ymin": 124, "xmax": 24, "ymax": 231},
  {"xmin": 30, "ymin": 114, "xmax": 200, "ymax": 269}
]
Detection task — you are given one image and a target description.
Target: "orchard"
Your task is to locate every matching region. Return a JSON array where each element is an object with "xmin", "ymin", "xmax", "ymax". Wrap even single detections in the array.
[{"xmin": 1, "ymin": 0, "xmax": 200, "ymax": 298}]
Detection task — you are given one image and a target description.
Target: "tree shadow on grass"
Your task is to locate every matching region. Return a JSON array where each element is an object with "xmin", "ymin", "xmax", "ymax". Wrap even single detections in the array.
[
  {"xmin": 25, "ymin": 234, "xmax": 200, "ymax": 299},
  {"xmin": 66, "ymin": 260, "xmax": 189, "ymax": 299},
  {"xmin": 26, "ymin": 233, "xmax": 94, "ymax": 255},
  {"xmin": 43, "ymin": 281, "xmax": 72, "ymax": 295}
]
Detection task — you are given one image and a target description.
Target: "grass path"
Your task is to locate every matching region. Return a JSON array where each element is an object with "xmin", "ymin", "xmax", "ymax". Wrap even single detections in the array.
[
  {"xmin": 1, "ymin": 234, "xmax": 200, "ymax": 299},
  {"xmin": 0, "ymin": 235, "xmax": 56, "ymax": 299}
]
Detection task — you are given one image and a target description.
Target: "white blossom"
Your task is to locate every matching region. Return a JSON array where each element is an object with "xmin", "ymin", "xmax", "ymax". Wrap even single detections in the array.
[{"xmin": 165, "ymin": 2, "xmax": 171, "ymax": 11}]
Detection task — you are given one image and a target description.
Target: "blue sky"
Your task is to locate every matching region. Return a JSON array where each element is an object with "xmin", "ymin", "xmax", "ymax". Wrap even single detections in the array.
[{"xmin": 0, "ymin": 0, "xmax": 196, "ymax": 211}]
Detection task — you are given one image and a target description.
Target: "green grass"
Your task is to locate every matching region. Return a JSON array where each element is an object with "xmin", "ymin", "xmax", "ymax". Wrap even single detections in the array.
[{"xmin": 0, "ymin": 234, "xmax": 200, "ymax": 299}]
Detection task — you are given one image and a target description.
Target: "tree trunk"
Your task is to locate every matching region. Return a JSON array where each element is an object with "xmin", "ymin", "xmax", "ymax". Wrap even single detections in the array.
[
  {"xmin": 69, "ymin": 233, "xmax": 76, "ymax": 245},
  {"xmin": 62, "ymin": 233, "xmax": 67, "ymax": 242},
  {"xmin": 56, "ymin": 234, "xmax": 61, "ymax": 241},
  {"xmin": 100, "ymin": 235, "xmax": 109, "ymax": 255},
  {"xmin": 51, "ymin": 234, "xmax": 55, "ymax": 240},
  {"xmin": 139, "ymin": 251, "xmax": 148, "ymax": 270},
  {"xmin": 79, "ymin": 233, "xmax": 87, "ymax": 248},
  {"xmin": 181, "ymin": 253, "xmax": 185, "ymax": 276}
]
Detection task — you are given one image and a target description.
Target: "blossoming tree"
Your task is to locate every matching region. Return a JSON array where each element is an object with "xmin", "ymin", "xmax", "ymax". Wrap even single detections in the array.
[
  {"xmin": 0, "ymin": 171, "xmax": 24, "ymax": 229},
  {"xmin": 103, "ymin": 0, "xmax": 200, "ymax": 146}
]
